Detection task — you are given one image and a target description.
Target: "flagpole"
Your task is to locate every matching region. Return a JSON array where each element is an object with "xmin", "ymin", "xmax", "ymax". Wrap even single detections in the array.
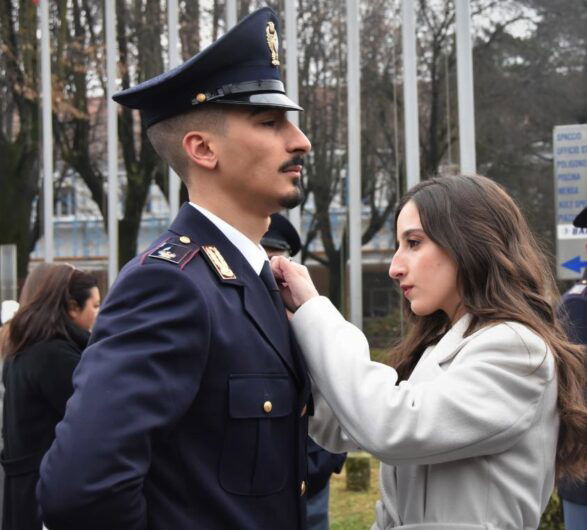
[{"xmin": 40, "ymin": 0, "xmax": 54, "ymax": 262}]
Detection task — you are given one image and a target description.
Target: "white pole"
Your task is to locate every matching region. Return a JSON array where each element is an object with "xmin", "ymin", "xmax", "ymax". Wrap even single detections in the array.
[
  {"xmin": 225, "ymin": 0, "xmax": 237, "ymax": 30},
  {"xmin": 402, "ymin": 0, "xmax": 420, "ymax": 188},
  {"xmin": 40, "ymin": 0, "xmax": 54, "ymax": 262},
  {"xmin": 168, "ymin": 0, "xmax": 180, "ymax": 220},
  {"xmin": 455, "ymin": 0, "xmax": 476, "ymax": 175},
  {"xmin": 285, "ymin": 0, "xmax": 302, "ymax": 261},
  {"xmin": 106, "ymin": 0, "xmax": 118, "ymax": 285},
  {"xmin": 347, "ymin": 0, "xmax": 362, "ymax": 329}
]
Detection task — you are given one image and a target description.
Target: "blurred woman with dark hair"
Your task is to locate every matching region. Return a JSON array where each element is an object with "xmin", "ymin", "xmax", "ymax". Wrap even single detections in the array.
[
  {"xmin": 1, "ymin": 264, "xmax": 99, "ymax": 530},
  {"xmin": 0, "ymin": 263, "xmax": 56, "ymax": 358},
  {"xmin": 273, "ymin": 174, "xmax": 587, "ymax": 530}
]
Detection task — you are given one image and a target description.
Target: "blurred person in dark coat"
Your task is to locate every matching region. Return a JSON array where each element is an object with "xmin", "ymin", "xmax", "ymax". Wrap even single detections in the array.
[
  {"xmin": 557, "ymin": 207, "xmax": 587, "ymax": 529},
  {"xmin": 0, "ymin": 263, "xmax": 57, "ymax": 527},
  {"xmin": 1, "ymin": 264, "xmax": 99, "ymax": 530},
  {"xmin": 262, "ymin": 213, "xmax": 346, "ymax": 530},
  {"xmin": 0, "ymin": 299, "xmax": 18, "ymax": 524}
]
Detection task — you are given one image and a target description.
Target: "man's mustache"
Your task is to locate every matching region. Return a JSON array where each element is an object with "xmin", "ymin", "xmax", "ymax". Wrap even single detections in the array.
[{"xmin": 279, "ymin": 155, "xmax": 305, "ymax": 172}]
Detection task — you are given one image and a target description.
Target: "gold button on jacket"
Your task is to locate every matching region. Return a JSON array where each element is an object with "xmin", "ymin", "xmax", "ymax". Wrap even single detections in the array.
[{"xmin": 263, "ymin": 401, "xmax": 273, "ymax": 413}]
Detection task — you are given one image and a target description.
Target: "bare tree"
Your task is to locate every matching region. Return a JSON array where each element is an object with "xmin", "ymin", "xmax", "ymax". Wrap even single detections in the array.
[
  {"xmin": 294, "ymin": 0, "xmax": 400, "ymax": 307},
  {"xmin": 0, "ymin": 1, "xmax": 41, "ymax": 281},
  {"xmin": 52, "ymin": 0, "xmax": 181, "ymax": 268}
]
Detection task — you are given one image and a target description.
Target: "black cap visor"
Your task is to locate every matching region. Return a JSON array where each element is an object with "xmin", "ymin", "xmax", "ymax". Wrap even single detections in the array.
[
  {"xmin": 261, "ymin": 236, "xmax": 291, "ymax": 252},
  {"xmin": 215, "ymin": 92, "xmax": 303, "ymax": 111}
]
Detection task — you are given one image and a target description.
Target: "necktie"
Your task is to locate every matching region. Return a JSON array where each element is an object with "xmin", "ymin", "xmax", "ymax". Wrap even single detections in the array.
[
  {"xmin": 259, "ymin": 261, "xmax": 284, "ymax": 314},
  {"xmin": 260, "ymin": 261, "xmax": 303, "ymax": 383},
  {"xmin": 259, "ymin": 261, "xmax": 283, "ymax": 302}
]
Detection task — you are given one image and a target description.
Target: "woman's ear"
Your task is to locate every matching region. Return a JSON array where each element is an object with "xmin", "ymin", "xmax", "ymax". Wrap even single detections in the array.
[
  {"xmin": 182, "ymin": 131, "xmax": 218, "ymax": 170},
  {"xmin": 67, "ymin": 300, "xmax": 80, "ymax": 321}
]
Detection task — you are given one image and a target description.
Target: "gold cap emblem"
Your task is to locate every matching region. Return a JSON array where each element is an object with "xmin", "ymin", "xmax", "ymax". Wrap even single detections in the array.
[
  {"xmin": 266, "ymin": 21, "xmax": 280, "ymax": 66},
  {"xmin": 195, "ymin": 93, "xmax": 207, "ymax": 103}
]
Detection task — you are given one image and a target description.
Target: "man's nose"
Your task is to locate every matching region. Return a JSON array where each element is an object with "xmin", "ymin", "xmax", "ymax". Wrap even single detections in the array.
[{"xmin": 286, "ymin": 121, "xmax": 311, "ymax": 154}]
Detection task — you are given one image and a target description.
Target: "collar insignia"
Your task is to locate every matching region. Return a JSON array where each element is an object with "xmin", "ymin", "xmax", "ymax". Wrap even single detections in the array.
[
  {"xmin": 266, "ymin": 21, "xmax": 280, "ymax": 66},
  {"xmin": 202, "ymin": 245, "xmax": 237, "ymax": 280}
]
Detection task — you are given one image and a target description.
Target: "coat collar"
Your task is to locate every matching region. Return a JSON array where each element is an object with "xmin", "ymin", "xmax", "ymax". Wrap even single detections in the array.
[
  {"xmin": 427, "ymin": 313, "xmax": 474, "ymax": 365},
  {"xmin": 65, "ymin": 321, "xmax": 90, "ymax": 352},
  {"xmin": 168, "ymin": 203, "xmax": 298, "ymax": 380}
]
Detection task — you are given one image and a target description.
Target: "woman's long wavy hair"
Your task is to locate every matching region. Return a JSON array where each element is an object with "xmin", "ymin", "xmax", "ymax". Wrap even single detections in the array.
[{"xmin": 388, "ymin": 174, "xmax": 587, "ymax": 480}]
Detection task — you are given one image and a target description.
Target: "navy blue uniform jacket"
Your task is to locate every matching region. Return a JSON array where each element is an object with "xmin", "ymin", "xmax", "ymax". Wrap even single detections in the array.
[
  {"xmin": 557, "ymin": 285, "xmax": 587, "ymax": 505},
  {"xmin": 37, "ymin": 204, "xmax": 312, "ymax": 529}
]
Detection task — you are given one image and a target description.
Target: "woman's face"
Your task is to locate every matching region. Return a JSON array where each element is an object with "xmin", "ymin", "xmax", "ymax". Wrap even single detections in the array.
[
  {"xmin": 389, "ymin": 200, "xmax": 463, "ymax": 322},
  {"xmin": 69, "ymin": 287, "xmax": 101, "ymax": 331}
]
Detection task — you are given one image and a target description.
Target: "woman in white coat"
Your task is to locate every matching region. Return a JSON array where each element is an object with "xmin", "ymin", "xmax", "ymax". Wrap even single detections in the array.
[{"xmin": 272, "ymin": 174, "xmax": 587, "ymax": 530}]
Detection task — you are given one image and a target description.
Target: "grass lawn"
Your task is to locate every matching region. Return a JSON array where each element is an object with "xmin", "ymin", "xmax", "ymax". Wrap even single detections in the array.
[{"xmin": 329, "ymin": 456, "xmax": 380, "ymax": 530}]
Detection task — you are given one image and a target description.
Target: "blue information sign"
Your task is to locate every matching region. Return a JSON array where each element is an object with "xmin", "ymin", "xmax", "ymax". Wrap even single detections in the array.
[{"xmin": 554, "ymin": 125, "xmax": 587, "ymax": 279}]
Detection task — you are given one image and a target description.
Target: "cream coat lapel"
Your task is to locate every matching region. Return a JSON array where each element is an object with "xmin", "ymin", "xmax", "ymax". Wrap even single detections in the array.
[{"xmin": 409, "ymin": 314, "xmax": 473, "ymax": 384}]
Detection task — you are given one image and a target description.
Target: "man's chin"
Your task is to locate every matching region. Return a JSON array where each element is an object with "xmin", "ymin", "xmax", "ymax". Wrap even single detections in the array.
[{"xmin": 279, "ymin": 183, "xmax": 304, "ymax": 209}]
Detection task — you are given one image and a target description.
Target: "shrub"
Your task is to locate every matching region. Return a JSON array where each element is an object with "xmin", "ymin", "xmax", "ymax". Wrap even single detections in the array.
[{"xmin": 539, "ymin": 491, "xmax": 564, "ymax": 530}]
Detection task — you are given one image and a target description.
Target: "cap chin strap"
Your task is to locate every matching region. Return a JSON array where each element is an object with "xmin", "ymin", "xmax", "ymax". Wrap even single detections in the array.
[{"xmin": 191, "ymin": 79, "xmax": 285, "ymax": 106}]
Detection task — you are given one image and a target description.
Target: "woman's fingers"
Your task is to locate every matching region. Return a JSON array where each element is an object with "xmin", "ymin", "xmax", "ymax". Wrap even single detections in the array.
[{"xmin": 270, "ymin": 256, "xmax": 319, "ymax": 308}]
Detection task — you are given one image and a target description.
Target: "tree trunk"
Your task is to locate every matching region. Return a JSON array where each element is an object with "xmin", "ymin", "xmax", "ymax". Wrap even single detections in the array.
[
  {"xmin": 0, "ymin": 1, "xmax": 40, "ymax": 282},
  {"xmin": 0, "ymin": 134, "xmax": 39, "ymax": 281},
  {"xmin": 118, "ymin": 169, "xmax": 151, "ymax": 268}
]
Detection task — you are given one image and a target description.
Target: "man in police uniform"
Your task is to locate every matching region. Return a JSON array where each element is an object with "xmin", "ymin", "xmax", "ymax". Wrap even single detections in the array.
[
  {"xmin": 557, "ymin": 207, "xmax": 587, "ymax": 529},
  {"xmin": 38, "ymin": 8, "xmax": 312, "ymax": 530}
]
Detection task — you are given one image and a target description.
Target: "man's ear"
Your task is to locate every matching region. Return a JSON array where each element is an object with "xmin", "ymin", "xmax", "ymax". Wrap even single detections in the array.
[{"xmin": 183, "ymin": 131, "xmax": 218, "ymax": 170}]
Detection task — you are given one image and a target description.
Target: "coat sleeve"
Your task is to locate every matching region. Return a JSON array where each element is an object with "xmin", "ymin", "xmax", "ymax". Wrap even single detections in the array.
[
  {"xmin": 37, "ymin": 262, "xmax": 211, "ymax": 530},
  {"xmin": 309, "ymin": 387, "xmax": 361, "ymax": 453},
  {"xmin": 306, "ymin": 439, "xmax": 346, "ymax": 496},
  {"xmin": 292, "ymin": 297, "xmax": 555, "ymax": 466}
]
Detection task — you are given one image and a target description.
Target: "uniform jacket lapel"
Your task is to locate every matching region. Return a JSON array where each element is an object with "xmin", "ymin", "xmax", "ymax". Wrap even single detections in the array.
[{"xmin": 168, "ymin": 204, "xmax": 298, "ymax": 380}]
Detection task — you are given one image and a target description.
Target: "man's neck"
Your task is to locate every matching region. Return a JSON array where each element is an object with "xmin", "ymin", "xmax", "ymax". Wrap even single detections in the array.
[{"xmin": 190, "ymin": 197, "xmax": 270, "ymax": 244}]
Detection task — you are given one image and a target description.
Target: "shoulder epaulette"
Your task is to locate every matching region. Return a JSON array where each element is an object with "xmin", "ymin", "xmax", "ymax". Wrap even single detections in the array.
[{"xmin": 141, "ymin": 236, "xmax": 199, "ymax": 270}]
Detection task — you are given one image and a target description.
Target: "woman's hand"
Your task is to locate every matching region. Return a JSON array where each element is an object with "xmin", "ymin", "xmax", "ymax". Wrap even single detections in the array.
[{"xmin": 270, "ymin": 256, "xmax": 320, "ymax": 314}]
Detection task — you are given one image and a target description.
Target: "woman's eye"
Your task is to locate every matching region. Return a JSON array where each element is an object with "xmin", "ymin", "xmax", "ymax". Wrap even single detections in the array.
[{"xmin": 407, "ymin": 239, "xmax": 420, "ymax": 249}]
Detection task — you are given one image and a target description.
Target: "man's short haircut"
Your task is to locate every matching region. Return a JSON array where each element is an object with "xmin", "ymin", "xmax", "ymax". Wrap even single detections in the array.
[{"xmin": 146, "ymin": 104, "xmax": 227, "ymax": 181}]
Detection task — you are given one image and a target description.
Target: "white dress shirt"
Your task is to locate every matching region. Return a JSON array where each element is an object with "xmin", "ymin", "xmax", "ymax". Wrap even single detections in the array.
[{"xmin": 189, "ymin": 202, "xmax": 268, "ymax": 275}]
